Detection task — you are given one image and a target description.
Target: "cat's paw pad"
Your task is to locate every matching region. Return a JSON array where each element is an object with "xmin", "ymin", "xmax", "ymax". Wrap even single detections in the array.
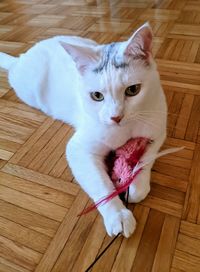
[{"xmin": 104, "ymin": 209, "xmax": 136, "ymax": 238}]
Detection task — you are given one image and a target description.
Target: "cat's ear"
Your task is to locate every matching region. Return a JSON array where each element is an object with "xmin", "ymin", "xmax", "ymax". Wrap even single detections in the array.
[
  {"xmin": 124, "ymin": 23, "xmax": 153, "ymax": 62},
  {"xmin": 60, "ymin": 42, "xmax": 99, "ymax": 74}
]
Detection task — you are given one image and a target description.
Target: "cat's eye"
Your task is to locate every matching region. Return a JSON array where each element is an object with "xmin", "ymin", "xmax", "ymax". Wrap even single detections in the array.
[
  {"xmin": 90, "ymin": 92, "xmax": 104, "ymax": 101},
  {"xmin": 125, "ymin": 84, "xmax": 141, "ymax": 97}
]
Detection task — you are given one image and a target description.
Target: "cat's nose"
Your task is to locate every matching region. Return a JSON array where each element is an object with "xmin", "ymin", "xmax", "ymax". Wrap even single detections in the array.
[{"xmin": 111, "ymin": 115, "xmax": 123, "ymax": 123}]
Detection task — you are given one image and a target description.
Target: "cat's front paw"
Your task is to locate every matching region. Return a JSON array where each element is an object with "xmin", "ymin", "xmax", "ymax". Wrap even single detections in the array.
[{"xmin": 103, "ymin": 208, "xmax": 136, "ymax": 238}]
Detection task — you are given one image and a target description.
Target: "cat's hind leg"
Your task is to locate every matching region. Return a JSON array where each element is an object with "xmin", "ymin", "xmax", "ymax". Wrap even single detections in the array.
[
  {"xmin": 128, "ymin": 133, "xmax": 166, "ymax": 203},
  {"xmin": 128, "ymin": 167, "xmax": 151, "ymax": 203}
]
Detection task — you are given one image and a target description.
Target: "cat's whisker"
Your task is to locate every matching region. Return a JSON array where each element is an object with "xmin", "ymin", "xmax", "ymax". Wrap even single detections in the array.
[
  {"xmin": 135, "ymin": 118, "xmax": 159, "ymax": 129},
  {"xmin": 122, "ymin": 113, "xmax": 138, "ymax": 123},
  {"xmin": 123, "ymin": 112, "xmax": 164, "ymax": 125},
  {"xmin": 136, "ymin": 113, "xmax": 164, "ymax": 124},
  {"xmin": 137, "ymin": 113, "xmax": 162, "ymax": 120},
  {"xmin": 137, "ymin": 113, "xmax": 191, "ymax": 125},
  {"xmin": 134, "ymin": 116, "xmax": 161, "ymax": 129},
  {"xmin": 138, "ymin": 110, "xmax": 167, "ymax": 114},
  {"xmin": 138, "ymin": 111, "xmax": 190, "ymax": 121}
]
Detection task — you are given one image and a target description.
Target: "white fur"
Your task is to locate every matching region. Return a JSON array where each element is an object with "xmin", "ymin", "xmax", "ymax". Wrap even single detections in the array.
[{"xmin": 0, "ymin": 24, "xmax": 167, "ymax": 238}]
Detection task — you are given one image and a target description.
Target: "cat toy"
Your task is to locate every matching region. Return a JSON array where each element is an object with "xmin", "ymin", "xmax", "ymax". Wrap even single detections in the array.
[
  {"xmin": 80, "ymin": 137, "xmax": 182, "ymax": 215},
  {"xmin": 82, "ymin": 137, "xmax": 183, "ymax": 272}
]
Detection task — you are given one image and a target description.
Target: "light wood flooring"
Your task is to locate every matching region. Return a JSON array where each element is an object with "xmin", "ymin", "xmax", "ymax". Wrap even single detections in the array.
[{"xmin": 0, "ymin": 0, "xmax": 200, "ymax": 271}]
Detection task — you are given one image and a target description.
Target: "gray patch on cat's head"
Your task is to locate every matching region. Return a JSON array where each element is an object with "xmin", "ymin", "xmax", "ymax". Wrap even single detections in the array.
[{"xmin": 93, "ymin": 42, "xmax": 129, "ymax": 73}]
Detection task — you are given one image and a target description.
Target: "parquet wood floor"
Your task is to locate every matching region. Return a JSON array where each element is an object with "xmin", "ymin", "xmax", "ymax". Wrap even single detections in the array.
[{"xmin": 0, "ymin": 0, "xmax": 200, "ymax": 271}]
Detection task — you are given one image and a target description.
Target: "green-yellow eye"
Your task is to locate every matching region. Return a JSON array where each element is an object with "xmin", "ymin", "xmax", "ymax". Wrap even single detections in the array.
[
  {"xmin": 90, "ymin": 92, "xmax": 104, "ymax": 101},
  {"xmin": 125, "ymin": 84, "xmax": 141, "ymax": 97}
]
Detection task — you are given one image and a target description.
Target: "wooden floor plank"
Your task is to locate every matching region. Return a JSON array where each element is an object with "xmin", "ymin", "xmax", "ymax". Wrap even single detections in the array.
[
  {"xmin": 111, "ymin": 205, "xmax": 150, "ymax": 272},
  {"xmin": 71, "ymin": 214, "xmax": 106, "ymax": 272},
  {"xmin": 152, "ymin": 215, "xmax": 180, "ymax": 272},
  {"xmin": 1, "ymin": 163, "xmax": 79, "ymax": 195},
  {"xmin": 9, "ymin": 117, "xmax": 54, "ymax": 164},
  {"xmin": 176, "ymin": 233, "xmax": 200, "ymax": 257},
  {"xmin": 151, "ymin": 172, "xmax": 188, "ymax": 192},
  {"xmin": 182, "ymin": 144, "xmax": 200, "ymax": 223},
  {"xmin": 0, "ymin": 171, "xmax": 74, "ymax": 208},
  {"xmin": 131, "ymin": 209, "xmax": 165, "ymax": 272},
  {"xmin": 0, "ymin": 184, "xmax": 67, "ymax": 221},
  {"xmin": 0, "ymin": 138, "xmax": 21, "ymax": 153},
  {"xmin": 172, "ymin": 250, "xmax": 200, "ymax": 272},
  {"xmin": 0, "ymin": 216, "xmax": 51, "ymax": 253},
  {"xmin": 0, "ymin": 148, "xmax": 13, "ymax": 160},
  {"xmin": 17, "ymin": 120, "xmax": 63, "ymax": 168},
  {"xmin": 0, "ymin": 256, "xmax": 30, "ymax": 272},
  {"xmin": 0, "ymin": 235, "xmax": 42, "ymax": 271},
  {"xmin": 149, "ymin": 183, "xmax": 185, "ymax": 205},
  {"xmin": 185, "ymin": 97, "xmax": 200, "ymax": 142},
  {"xmin": 35, "ymin": 190, "xmax": 89, "ymax": 272},
  {"xmin": 91, "ymin": 232, "xmax": 123, "ymax": 272},
  {"xmin": 28, "ymin": 124, "xmax": 70, "ymax": 171},
  {"xmin": 0, "ymin": 199, "xmax": 59, "ymax": 237}
]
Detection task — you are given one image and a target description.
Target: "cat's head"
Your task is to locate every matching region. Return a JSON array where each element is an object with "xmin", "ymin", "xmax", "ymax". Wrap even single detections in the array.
[{"xmin": 60, "ymin": 23, "xmax": 160, "ymax": 126}]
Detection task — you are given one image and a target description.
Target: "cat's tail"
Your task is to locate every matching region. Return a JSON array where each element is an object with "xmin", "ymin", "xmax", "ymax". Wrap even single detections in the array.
[{"xmin": 0, "ymin": 52, "xmax": 17, "ymax": 70}]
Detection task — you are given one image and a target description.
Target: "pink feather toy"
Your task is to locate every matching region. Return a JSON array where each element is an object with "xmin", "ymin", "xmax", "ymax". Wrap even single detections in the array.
[{"xmin": 80, "ymin": 137, "xmax": 183, "ymax": 215}]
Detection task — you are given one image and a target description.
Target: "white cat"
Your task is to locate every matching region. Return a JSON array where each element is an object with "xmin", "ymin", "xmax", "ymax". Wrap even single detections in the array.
[{"xmin": 0, "ymin": 23, "xmax": 167, "ymax": 238}]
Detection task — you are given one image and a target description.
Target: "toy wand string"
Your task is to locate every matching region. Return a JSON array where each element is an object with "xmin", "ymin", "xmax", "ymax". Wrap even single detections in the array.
[{"xmin": 84, "ymin": 187, "xmax": 130, "ymax": 272}]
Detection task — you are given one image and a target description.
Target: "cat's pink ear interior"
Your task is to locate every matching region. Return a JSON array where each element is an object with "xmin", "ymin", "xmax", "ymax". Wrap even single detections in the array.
[
  {"xmin": 125, "ymin": 23, "xmax": 153, "ymax": 61},
  {"xmin": 60, "ymin": 42, "xmax": 99, "ymax": 74}
]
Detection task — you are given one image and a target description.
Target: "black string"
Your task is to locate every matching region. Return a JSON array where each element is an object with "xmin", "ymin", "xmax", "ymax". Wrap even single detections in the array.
[
  {"xmin": 85, "ymin": 187, "xmax": 130, "ymax": 272},
  {"xmin": 85, "ymin": 233, "xmax": 120, "ymax": 272}
]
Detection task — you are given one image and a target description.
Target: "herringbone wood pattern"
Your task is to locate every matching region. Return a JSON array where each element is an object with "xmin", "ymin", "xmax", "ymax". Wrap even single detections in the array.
[{"xmin": 0, "ymin": 0, "xmax": 200, "ymax": 271}]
